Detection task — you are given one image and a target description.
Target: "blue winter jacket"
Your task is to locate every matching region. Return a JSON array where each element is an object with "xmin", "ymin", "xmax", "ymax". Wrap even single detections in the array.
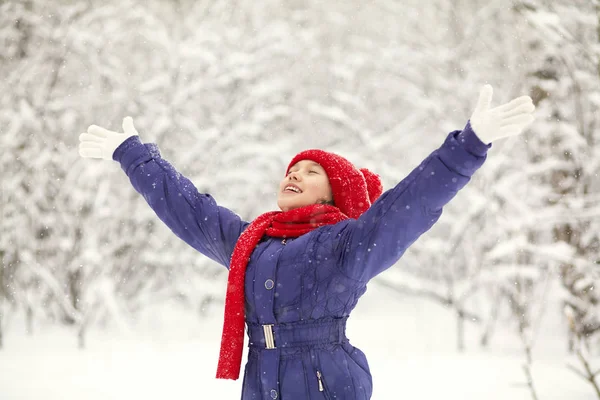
[{"xmin": 113, "ymin": 123, "xmax": 489, "ymax": 400}]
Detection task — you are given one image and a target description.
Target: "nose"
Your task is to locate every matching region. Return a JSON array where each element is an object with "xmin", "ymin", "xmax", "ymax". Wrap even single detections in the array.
[{"xmin": 288, "ymin": 171, "xmax": 300, "ymax": 181}]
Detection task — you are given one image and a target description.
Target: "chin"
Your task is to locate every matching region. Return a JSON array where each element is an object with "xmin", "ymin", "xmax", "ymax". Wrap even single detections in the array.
[
  {"xmin": 277, "ymin": 199, "xmax": 290, "ymax": 212},
  {"xmin": 278, "ymin": 203, "xmax": 296, "ymax": 212},
  {"xmin": 278, "ymin": 199, "xmax": 306, "ymax": 212}
]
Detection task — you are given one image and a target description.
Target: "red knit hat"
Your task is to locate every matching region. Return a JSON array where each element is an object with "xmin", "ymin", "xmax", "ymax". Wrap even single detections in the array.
[{"xmin": 287, "ymin": 149, "xmax": 383, "ymax": 219}]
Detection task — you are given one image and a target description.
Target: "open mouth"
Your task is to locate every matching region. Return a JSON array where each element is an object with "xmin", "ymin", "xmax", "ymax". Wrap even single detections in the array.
[{"xmin": 284, "ymin": 185, "xmax": 302, "ymax": 194}]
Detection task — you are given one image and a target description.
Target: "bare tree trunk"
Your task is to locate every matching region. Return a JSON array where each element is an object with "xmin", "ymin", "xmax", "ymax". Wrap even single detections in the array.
[
  {"xmin": 504, "ymin": 282, "xmax": 540, "ymax": 400},
  {"xmin": 573, "ymin": 349, "xmax": 600, "ymax": 398},
  {"xmin": 67, "ymin": 268, "xmax": 81, "ymax": 323},
  {"xmin": 78, "ymin": 321, "xmax": 86, "ymax": 350},
  {"xmin": 480, "ymin": 290, "xmax": 501, "ymax": 348},
  {"xmin": 68, "ymin": 267, "xmax": 86, "ymax": 349},
  {"xmin": 457, "ymin": 309, "xmax": 465, "ymax": 352},
  {"xmin": 566, "ymin": 315, "xmax": 600, "ymax": 399},
  {"xmin": 520, "ymin": 326, "xmax": 539, "ymax": 400},
  {"xmin": 26, "ymin": 304, "xmax": 33, "ymax": 336}
]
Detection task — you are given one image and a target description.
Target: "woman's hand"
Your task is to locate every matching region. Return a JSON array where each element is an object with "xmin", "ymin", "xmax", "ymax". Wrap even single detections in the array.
[
  {"xmin": 79, "ymin": 116, "xmax": 139, "ymax": 160},
  {"xmin": 470, "ymin": 85, "xmax": 535, "ymax": 144}
]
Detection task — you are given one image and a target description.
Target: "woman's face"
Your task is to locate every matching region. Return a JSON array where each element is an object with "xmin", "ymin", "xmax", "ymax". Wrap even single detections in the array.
[{"xmin": 277, "ymin": 160, "xmax": 333, "ymax": 212}]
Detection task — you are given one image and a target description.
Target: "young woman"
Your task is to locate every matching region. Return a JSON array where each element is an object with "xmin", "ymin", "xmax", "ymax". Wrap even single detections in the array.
[{"xmin": 79, "ymin": 85, "xmax": 535, "ymax": 399}]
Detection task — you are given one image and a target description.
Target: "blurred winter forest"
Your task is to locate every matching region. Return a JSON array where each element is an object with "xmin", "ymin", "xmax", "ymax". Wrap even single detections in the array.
[{"xmin": 1, "ymin": 0, "xmax": 600, "ymax": 393}]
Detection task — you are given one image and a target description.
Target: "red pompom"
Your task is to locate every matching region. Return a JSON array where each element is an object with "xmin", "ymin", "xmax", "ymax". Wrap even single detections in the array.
[{"xmin": 360, "ymin": 168, "xmax": 383, "ymax": 204}]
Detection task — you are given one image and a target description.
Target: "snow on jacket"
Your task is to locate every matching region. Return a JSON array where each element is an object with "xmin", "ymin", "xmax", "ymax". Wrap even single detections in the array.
[{"xmin": 113, "ymin": 123, "xmax": 489, "ymax": 399}]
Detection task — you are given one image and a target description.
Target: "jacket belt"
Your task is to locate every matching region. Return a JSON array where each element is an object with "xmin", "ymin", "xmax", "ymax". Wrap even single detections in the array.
[{"xmin": 247, "ymin": 316, "xmax": 348, "ymax": 349}]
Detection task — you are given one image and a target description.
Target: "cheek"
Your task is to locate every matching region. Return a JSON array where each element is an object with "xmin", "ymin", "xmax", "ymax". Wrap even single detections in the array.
[{"xmin": 308, "ymin": 181, "xmax": 329, "ymax": 196}]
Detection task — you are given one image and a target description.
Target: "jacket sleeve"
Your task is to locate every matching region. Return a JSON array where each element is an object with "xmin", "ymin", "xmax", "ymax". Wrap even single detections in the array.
[
  {"xmin": 331, "ymin": 122, "xmax": 490, "ymax": 282},
  {"xmin": 113, "ymin": 136, "xmax": 249, "ymax": 268}
]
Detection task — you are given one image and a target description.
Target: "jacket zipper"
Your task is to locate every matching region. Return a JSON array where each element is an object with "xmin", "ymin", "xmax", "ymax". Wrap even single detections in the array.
[{"xmin": 316, "ymin": 370, "xmax": 324, "ymax": 392}]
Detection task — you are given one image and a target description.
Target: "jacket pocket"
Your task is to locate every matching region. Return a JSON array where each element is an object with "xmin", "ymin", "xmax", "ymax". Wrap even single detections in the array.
[{"xmin": 310, "ymin": 351, "xmax": 331, "ymax": 399}]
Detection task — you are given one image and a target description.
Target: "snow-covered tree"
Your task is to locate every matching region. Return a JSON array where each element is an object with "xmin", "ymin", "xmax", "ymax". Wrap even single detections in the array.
[{"xmin": 2, "ymin": 2, "xmax": 598, "ymax": 375}]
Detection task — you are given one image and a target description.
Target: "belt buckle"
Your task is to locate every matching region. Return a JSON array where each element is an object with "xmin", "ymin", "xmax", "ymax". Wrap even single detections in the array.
[{"xmin": 262, "ymin": 324, "xmax": 276, "ymax": 349}]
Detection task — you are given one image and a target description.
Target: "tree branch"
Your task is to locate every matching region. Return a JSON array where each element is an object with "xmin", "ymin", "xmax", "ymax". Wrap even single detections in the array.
[{"xmin": 374, "ymin": 279, "xmax": 482, "ymax": 322}]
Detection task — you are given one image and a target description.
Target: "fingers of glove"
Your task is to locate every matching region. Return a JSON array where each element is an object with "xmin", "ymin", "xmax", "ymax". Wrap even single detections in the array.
[
  {"xmin": 474, "ymin": 84, "xmax": 494, "ymax": 114},
  {"xmin": 500, "ymin": 120, "xmax": 533, "ymax": 137},
  {"xmin": 494, "ymin": 96, "xmax": 533, "ymax": 114},
  {"xmin": 79, "ymin": 147, "xmax": 103, "ymax": 158},
  {"xmin": 87, "ymin": 124, "xmax": 112, "ymax": 138},
  {"xmin": 501, "ymin": 128, "xmax": 522, "ymax": 139},
  {"xmin": 79, "ymin": 132, "xmax": 105, "ymax": 143},
  {"xmin": 500, "ymin": 114, "xmax": 535, "ymax": 128},
  {"xmin": 79, "ymin": 141, "xmax": 101, "ymax": 150},
  {"xmin": 501, "ymin": 101, "xmax": 535, "ymax": 119},
  {"xmin": 122, "ymin": 116, "xmax": 138, "ymax": 136}
]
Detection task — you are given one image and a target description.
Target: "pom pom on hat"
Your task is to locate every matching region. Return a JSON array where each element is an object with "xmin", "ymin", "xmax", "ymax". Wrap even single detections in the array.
[
  {"xmin": 287, "ymin": 150, "xmax": 383, "ymax": 219},
  {"xmin": 360, "ymin": 168, "xmax": 383, "ymax": 204}
]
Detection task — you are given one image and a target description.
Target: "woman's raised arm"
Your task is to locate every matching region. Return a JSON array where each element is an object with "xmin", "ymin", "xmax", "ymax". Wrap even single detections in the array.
[
  {"xmin": 327, "ymin": 85, "xmax": 535, "ymax": 282},
  {"xmin": 79, "ymin": 117, "xmax": 249, "ymax": 268}
]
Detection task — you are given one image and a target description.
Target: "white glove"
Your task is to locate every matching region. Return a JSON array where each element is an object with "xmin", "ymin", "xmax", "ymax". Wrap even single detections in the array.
[
  {"xmin": 470, "ymin": 85, "xmax": 535, "ymax": 144},
  {"xmin": 79, "ymin": 116, "xmax": 139, "ymax": 160}
]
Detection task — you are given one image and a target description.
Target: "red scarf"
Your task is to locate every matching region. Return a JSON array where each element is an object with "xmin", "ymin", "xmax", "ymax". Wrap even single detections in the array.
[{"xmin": 216, "ymin": 204, "xmax": 348, "ymax": 379}]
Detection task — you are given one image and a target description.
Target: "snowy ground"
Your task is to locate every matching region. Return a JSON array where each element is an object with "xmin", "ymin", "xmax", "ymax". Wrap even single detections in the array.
[{"xmin": 0, "ymin": 287, "xmax": 595, "ymax": 400}]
